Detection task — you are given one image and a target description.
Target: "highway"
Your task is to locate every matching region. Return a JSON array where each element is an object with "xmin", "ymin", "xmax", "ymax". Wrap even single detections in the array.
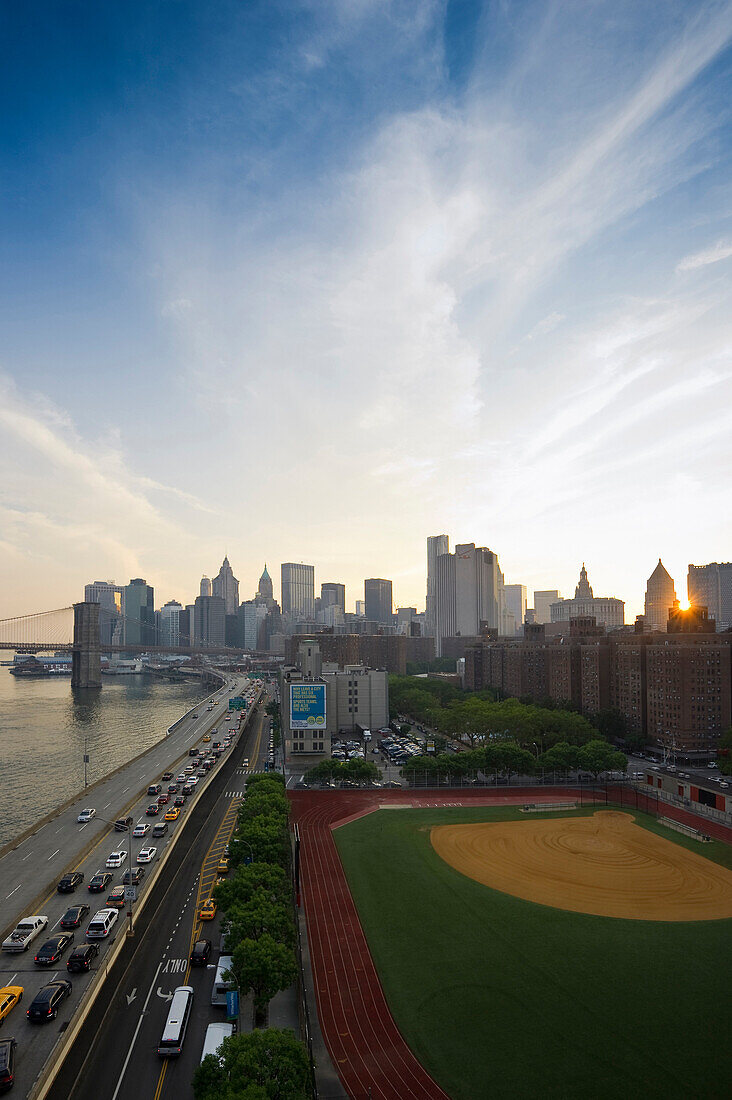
[
  {"xmin": 0, "ymin": 676, "xmax": 263, "ymax": 1098},
  {"xmin": 48, "ymin": 703, "xmax": 271, "ymax": 1100}
]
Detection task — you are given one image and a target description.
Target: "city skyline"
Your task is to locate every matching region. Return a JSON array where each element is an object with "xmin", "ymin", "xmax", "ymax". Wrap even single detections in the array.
[{"xmin": 0, "ymin": 2, "xmax": 730, "ymax": 621}]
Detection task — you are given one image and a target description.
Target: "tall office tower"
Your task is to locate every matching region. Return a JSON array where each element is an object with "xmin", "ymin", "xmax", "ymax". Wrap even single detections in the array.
[
  {"xmin": 200, "ymin": 576, "xmax": 212, "ymax": 598},
  {"xmin": 122, "ymin": 578, "xmax": 155, "ymax": 646},
  {"xmin": 434, "ymin": 543, "xmax": 504, "ymax": 655},
  {"xmin": 644, "ymin": 560, "xmax": 676, "ymax": 631},
  {"xmin": 212, "ymin": 556, "xmax": 239, "ymax": 616},
  {"xmin": 83, "ymin": 580, "xmax": 122, "ymax": 646},
  {"xmin": 258, "ymin": 564, "xmax": 274, "ymax": 601},
  {"xmin": 185, "ymin": 604, "xmax": 196, "ymax": 644},
  {"xmin": 550, "ymin": 565, "xmax": 624, "ymax": 628},
  {"xmin": 321, "ymin": 582, "xmax": 346, "ymax": 611},
  {"xmin": 533, "ymin": 590, "xmax": 560, "ymax": 624},
  {"xmin": 355, "ymin": 600, "xmax": 366, "ymax": 617},
  {"xmin": 194, "ymin": 595, "xmax": 226, "ymax": 646},
  {"xmin": 688, "ymin": 563, "xmax": 732, "ymax": 628},
  {"xmin": 239, "ymin": 599, "xmax": 268, "ymax": 649},
  {"xmin": 281, "ymin": 563, "xmax": 315, "ymax": 618},
  {"xmin": 426, "ymin": 534, "xmax": 450, "ymax": 637},
  {"xmin": 365, "ymin": 578, "xmax": 393, "ymax": 624},
  {"xmin": 503, "ymin": 584, "xmax": 527, "ymax": 635},
  {"xmin": 157, "ymin": 599, "xmax": 183, "ymax": 648}
]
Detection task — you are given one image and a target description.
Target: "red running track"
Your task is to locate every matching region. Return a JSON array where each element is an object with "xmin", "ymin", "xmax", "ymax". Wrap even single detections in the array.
[{"xmin": 289, "ymin": 787, "xmax": 607, "ymax": 1100}]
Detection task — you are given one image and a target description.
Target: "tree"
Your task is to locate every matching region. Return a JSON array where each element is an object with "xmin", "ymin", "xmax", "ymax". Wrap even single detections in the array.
[
  {"xmin": 193, "ymin": 1029, "xmax": 311, "ymax": 1100},
  {"xmin": 239, "ymin": 791, "xmax": 289, "ymax": 823},
  {"xmin": 234, "ymin": 817, "xmax": 290, "ymax": 869},
  {"xmin": 229, "ymin": 935, "xmax": 298, "ymax": 1025},
  {"xmin": 216, "ymin": 863, "xmax": 290, "ymax": 911},
  {"xmin": 221, "ymin": 891, "xmax": 294, "ymax": 951},
  {"xmin": 246, "ymin": 772, "xmax": 286, "ymax": 790},
  {"xmin": 576, "ymin": 739, "xmax": 627, "ymax": 778},
  {"xmin": 538, "ymin": 742, "xmax": 580, "ymax": 775},
  {"xmin": 342, "ymin": 758, "xmax": 381, "ymax": 784}
]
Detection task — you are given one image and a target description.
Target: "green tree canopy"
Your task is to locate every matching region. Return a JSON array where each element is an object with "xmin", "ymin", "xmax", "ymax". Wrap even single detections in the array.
[
  {"xmin": 233, "ymin": 817, "xmax": 290, "ymax": 870},
  {"xmin": 538, "ymin": 742, "xmax": 580, "ymax": 773},
  {"xmin": 228, "ymin": 934, "xmax": 298, "ymax": 1017},
  {"xmin": 576, "ymin": 740, "xmax": 627, "ymax": 777},
  {"xmin": 220, "ymin": 891, "xmax": 294, "ymax": 951},
  {"xmin": 193, "ymin": 1029, "xmax": 311, "ymax": 1100},
  {"xmin": 239, "ymin": 790, "xmax": 289, "ymax": 823}
]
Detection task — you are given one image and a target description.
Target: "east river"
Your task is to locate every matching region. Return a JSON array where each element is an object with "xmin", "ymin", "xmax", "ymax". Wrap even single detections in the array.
[{"xmin": 0, "ymin": 669, "xmax": 207, "ymax": 845}]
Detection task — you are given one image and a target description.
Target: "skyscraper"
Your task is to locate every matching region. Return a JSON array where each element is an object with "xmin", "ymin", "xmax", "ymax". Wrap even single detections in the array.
[
  {"xmin": 321, "ymin": 583, "xmax": 346, "ymax": 611},
  {"xmin": 122, "ymin": 578, "xmax": 155, "ymax": 646},
  {"xmin": 503, "ymin": 584, "xmax": 527, "ymax": 635},
  {"xmin": 688, "ymin": 562, "xmax": 732, "ymax": 628},
  {"xmin": 533, "ymin": 590, "xmax": 560, "ymax": 624},
  {"xmin": 200, "ymin": 576, "xmax": 212, "ymax": 598},
  {"xmin": 644, "ymin": 559, "xmax": 676, "ymax": 632},
  {"xmin": 194, "ymin": 595, "xmax": 226, "ymax": 646},
  {"xmin": 364, "ymin": 579, "xmax": 393, "ymax": 624},
  {"xmin": 157, "ymin": 600, "xmax": 183, "ymax": 648},
  {"xmin": 84, "ymin": 580, "xmax": 122, "ymax": 646},
  {"xmin": 258, "ymin": 564, "xmax": 274, "ymax": 602},
  {"xmin": 281, "ymin": 563, "xmax": 315, "ymax": 618},
  {"xmin": 212, "ymin": 556, "xmax": 239, "ymax": 616},
  {"xmin": 434, "ymin": 542, "xmax": 504, "ymax": 655},
  {"xmin": 426, "ymin": 534, "xmax": 450, "ymax": 637}
]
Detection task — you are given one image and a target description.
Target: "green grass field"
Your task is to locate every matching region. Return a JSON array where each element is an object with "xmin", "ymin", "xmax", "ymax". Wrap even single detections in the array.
[{"xmin": 334, "ymin": 805, "xmax": 732, "ymax": 1100}]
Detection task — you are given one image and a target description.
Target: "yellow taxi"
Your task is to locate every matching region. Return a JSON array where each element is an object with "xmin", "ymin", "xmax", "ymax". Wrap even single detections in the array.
[
  {"xmin": 199, "ymin": 899, "xmax": 217, "ymax": 921},
  {"xmin": 202, "ymin": 735, "xmax": 211, "ymax": 743},
  {"xmin": 217, "ymin": 856, "xmax": 230, "ymax": 874},
  {"xmin": 0, "ymin": 986, "xmax": 23, "ymax": 1023},
  {"xmin": 164, "ymin": 807, "xmax": 180, "ymax": 821}
]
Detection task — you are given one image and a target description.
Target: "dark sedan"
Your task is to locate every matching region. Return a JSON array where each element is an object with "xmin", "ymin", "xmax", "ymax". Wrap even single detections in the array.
[
  {"xmin": 57, "ymin": 871, "xmax": 84, "ymax": 893},
  {"xmin": 122, "ymin": 867, "xmax": 145, "ymax": 886},
  {"xmin": 88, "ymin": 872, "xmax": 113, "ymax": 893},
  {"xmin": 27, "ymin": 980, "xmax": 72, "ymax": 1022},
  {"xmin": 145, "ymin": 803, "xmax": 160, "ymax": 816},
  {"xmin": 34, "ymin": 933, "xmax": 75, "ymax": 966},
  {"xmin": 60, "ymin": 904, "xmax": 90, "ymax": 930},
  {"xmin": 190, "ymin": 939, "xmax": 212, "ymax": 966}
]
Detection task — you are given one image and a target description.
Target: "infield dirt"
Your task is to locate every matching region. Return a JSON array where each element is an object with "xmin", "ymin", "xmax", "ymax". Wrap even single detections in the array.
[{"xmin": 431, "ymin": 809, "xmax": 732, "ymax": 921}]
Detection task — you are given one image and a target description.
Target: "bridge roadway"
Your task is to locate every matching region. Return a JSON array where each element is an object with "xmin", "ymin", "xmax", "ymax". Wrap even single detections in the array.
[
  {"xmin": 49, "ymin": 703, "xmax": 272, "ymax": 1100},
  {"xmin": 0, "ymin": 677, "xmax": 263, "ymax": 1098}
]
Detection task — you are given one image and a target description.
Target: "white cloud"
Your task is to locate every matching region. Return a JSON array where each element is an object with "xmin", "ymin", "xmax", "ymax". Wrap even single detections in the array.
[{"xmin": 677, "ymin": 239, "xmax": 732, "ymax": 271}]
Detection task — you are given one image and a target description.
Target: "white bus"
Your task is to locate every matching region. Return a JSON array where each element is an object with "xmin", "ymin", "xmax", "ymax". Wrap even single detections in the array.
[
  {"xmin": 200, "ymin": 1022, "xmax": 234, "ymax": 1063},
  {"xmin": 157, "ymin": 986, "xmax": 194, "ymax": 1057}
]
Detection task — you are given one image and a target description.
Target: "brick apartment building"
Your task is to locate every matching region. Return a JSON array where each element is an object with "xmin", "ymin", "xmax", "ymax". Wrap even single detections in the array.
[{"xmin": 465, "ymin": 615, "xmax": 732, "ymax": 758}]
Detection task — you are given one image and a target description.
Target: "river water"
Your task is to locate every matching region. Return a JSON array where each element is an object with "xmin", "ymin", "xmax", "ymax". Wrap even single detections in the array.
[{"xmin": 0, "ymin": 669, "xmax": 207, "ymax": 845}]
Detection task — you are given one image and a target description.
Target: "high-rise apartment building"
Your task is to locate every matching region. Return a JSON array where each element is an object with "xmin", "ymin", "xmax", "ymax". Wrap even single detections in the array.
[
  {"xmin": 434, "ymin": 542, "xmax": 504, "ymax": 656},
  {"xmin": 83, "ymin": 580, "xmax": 122, "ymax": 646},
  {"xmin": 157, "ymin": 600, "xmax": 183, "ymax": 648},
  {"xmin": 122, "ymin": 578, "xmax": 155, "ymax": 646},
  {"xmin": 533, "ymin": 590, "xmax": 560, "ymax": 624},
  {"xmin": 281, "ymin": 563, "xmax": 315, "ymax": 618},
  {"xmin": 644, "ymin": 559, "xmax": 676, "ymax": 632},
  {"xmin": 503, "ymin": 584, "xmax": 527, "ymax": 635},
  {"xmin": 426, "ymin": 535, "xmax": 450, "ymax": 637},
  {"xmin": 212, "ymin": 556, "xmax": 239, "ymax": 616},
  {"xmin": 688, "ymin": 563, "xmax": 732, "ymax": 628},
  {"xmin": 550, "ymin": 565, "xmax": 624, "ymax": 629},
  {"xmin": 321, "ymin": 583, "xmax": 346, "ymax": 611},
  {"xmin": 364, "ymin": 579, "xmax": 393, "ymax": 625}
]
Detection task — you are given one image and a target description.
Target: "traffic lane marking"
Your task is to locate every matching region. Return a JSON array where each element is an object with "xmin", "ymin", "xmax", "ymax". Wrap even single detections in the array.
[{"xmin": 111, "ymin": 961, "xmax": 163, "ymax": 1100}]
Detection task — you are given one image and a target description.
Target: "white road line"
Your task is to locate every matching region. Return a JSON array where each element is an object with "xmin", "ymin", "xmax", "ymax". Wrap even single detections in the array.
[
  {"xmin": 111, "ymin": 960, "xmax": 163, "ymax": 1100},
  {"xmin": 47, "ymin": 849, "xmax": 60, "ymax": 861},
  {"xmin": 121, "ymin": 787, "xmax": 129, "ymax": 793},
  {"xmin": 51, "ymin": 915, "xmax": 63, "ymax": 930},
  {"xmin": 103, "ymin": 802, "xmax": 111, "ymax": 809},
  {"xmin": 7, "ymin": 974, "xmax": 17, "ymax": 985},
  {"xmin": 21, "ymin": 851, "xmax": 33, "ymax": 860},
  {"xmin": 5, "ymin": 884, "xmax": 21, "ymax": 899},
  {"xmin": 79, "ymin": 823, "xmax": 88, "ymax": 831}
]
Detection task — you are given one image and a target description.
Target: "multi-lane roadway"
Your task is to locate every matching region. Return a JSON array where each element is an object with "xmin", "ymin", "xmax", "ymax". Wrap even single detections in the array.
[{"xmin": 0, "ymin": 676, "xmax": 264, "ymax": 1097}]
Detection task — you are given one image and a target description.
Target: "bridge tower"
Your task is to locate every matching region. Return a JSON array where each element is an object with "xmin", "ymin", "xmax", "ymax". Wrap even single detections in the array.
[{"xmin": 71, "ymin": 601, "xmax": 102, "ymax": 689}]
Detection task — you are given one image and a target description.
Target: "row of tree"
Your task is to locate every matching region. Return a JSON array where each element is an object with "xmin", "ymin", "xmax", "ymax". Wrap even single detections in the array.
[
  {"xmin": 193, "ymin": 772, "xmax": 312, "ymax": 1100},
  {"xmin": 399, "ymin": 739, "xmax": 628, "ymax": 780},
  {"xmin": 304, "ymin": 758, "xmax": 381, "ymax": 786}
]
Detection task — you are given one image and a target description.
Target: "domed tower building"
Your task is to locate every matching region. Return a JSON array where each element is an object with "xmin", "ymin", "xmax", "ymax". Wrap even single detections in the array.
[
  {"xmin": 644, "ymin": 559, "xmax": 676, "ymax": 632},
  {"xmin": 257, "ymin": 564, "xmax": 274, "ymax": 603}
]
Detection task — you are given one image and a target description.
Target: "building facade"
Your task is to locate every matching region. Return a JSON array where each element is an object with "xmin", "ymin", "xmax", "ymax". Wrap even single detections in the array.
[
  {"xmin": 194, "ymin": 595, "xmax": 226, "ymax": 646},
  {"xmin": 688, "ymin": 562, "xmax": 732, "ymax": 629},
  {"xmin": 550, "ymin": 565, "xmax": 624, "ymax": 629},
  {"xmin": 364, "ymin": 578, "xmax": 393, "ymax": 625},
  {"xmin": 434, "ymin": 542, "xmax": 504, "ymax": 656},
  {"xmin": 533, "ymin": 590, "xmax": 560, "ymax": 624},
  {"xmin": 644, "ymin": 559, "xmax": 676, "ymax": 632},
  {"xmin": 426, "ymin": 534, "xmax": 450, "ymax": 638},
  {"xmin": 84, "ymin": 580, "xmax": 122, "ymax": 646},
  {"xmin": 122, "ymin": 578, "xmax": 155, "ymax": 647},
  {"xmin": 503, "ymin": 584, "xmax": 527, "ymax": 636},
  {"xmin": 212, "ymin": 556, "xmax": 239, "ymax": 616},
  {"xmin": 321, "ymin": 582, "xmax": 346, "ymax": 611},
  {"xmin": 157, "ymin": 600, "xmax": 183, "ymax": 648},
  {"xmin": 281, "ymin": 563, "xmax": 315, "ymax": 619}
]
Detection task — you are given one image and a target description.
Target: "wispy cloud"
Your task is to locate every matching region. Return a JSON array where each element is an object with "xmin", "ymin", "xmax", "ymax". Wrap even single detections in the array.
[{"xmin": 677, "ymin": 239, "xmax": 732, "ymax": 271}]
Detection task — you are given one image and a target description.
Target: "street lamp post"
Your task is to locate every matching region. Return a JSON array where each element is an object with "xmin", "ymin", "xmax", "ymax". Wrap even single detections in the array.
[{"xmin": 97, "ymin": 815, "xmax": 136, "ymax": 936}]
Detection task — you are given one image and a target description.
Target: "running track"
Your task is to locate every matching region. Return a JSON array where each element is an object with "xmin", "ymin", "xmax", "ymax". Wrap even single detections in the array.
[{"xmin": 289, "ymin": 786, "xmax": 731, "ymax": 1100}]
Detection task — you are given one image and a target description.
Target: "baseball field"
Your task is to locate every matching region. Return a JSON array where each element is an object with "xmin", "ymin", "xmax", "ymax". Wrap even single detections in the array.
[{"xmin": 334, "ymin": 804, "xmax": 732, "ymax": 1099}]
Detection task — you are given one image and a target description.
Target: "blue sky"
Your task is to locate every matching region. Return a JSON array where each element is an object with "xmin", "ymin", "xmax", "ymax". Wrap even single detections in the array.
[{"xmin": 1, "ymin": 0, "xmax": 730, "ymax": 619}]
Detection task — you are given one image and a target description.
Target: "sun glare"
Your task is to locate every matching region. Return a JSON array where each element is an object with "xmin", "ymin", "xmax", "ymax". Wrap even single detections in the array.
[{"xmin": 679, "ymin": 598, "xmax": 691, "ymax": 611}]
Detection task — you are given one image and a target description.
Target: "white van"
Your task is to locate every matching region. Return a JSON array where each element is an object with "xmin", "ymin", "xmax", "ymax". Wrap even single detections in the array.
[
  {"xmin": 200, "ymin": 1022, "xmax": 234, "ymax": 1062},
  {"xmin": 86, "ymin": 908, "xmax": 119, "ymax": 939},
  {"xmin": 211, "ymin": 956, "xmax": 235, "ymax": 1006}
]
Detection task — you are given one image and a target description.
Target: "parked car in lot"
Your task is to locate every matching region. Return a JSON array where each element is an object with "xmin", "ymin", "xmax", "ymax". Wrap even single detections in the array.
[
  {"xmin": 60, "ymin": 904, "xmax": 89, "ymax": 930},
  {"xmin": 27, "ymin": 979, "xmax": 72, "ymax": 1022},
  {"xmin": 57, "ymin": 871, "xmax": 84, "ymax": 893},
  {"xmin": 88, "ymin": 872, "xmax": 113, "ymax": 893},
  {"xmin": 66, "ymin": 942, "xmax": 100, "ymax": 973},
  {"xmin": 77, "ymin": 808, "xmax": 96, "ymax": 823},
  {"xmin": 34, "ymin": 933, "xmax": 75, "ymax": 966}
]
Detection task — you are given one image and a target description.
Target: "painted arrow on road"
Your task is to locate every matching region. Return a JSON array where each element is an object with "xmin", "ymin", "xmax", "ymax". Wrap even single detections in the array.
[
  {"xmin": 125, "ymin": 989, "xmax": 137, "ymax": 1006},
  {"xmin": 157, "ymin": 987, "xmax": 174, "ymax": 1001}
]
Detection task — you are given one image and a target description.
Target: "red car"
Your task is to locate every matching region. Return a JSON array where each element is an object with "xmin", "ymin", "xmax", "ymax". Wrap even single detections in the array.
[
  {"xmin": 157, "ymin": 793, "xmax": 169, "ymax": 805},
  {"xmin": 145, "ymin": 803, "xmax": 160, "ymax": 816}
]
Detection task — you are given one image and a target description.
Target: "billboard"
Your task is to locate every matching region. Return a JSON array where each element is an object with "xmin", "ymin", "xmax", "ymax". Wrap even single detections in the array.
[{"xmin": 290, "ymin": 682, "xmax": 327, "ymax": 730}]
